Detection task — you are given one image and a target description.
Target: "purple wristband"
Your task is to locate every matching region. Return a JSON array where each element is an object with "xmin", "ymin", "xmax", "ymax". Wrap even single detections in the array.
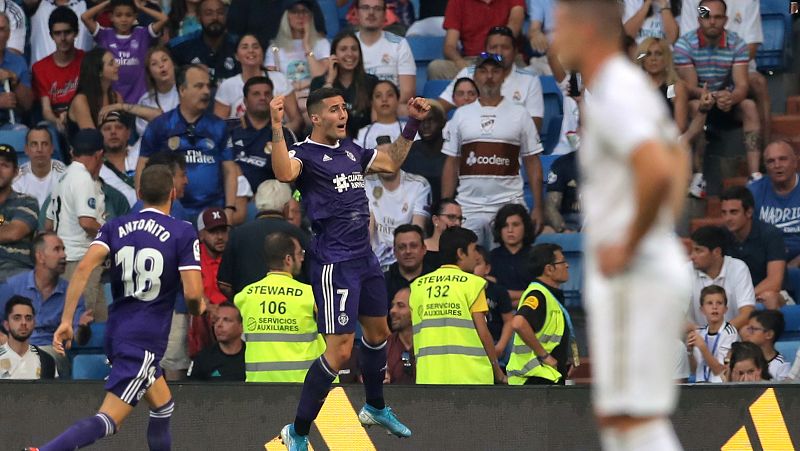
[{"xmin": 401, "ymin": 117, "xmax": 420, "ymax": 141}]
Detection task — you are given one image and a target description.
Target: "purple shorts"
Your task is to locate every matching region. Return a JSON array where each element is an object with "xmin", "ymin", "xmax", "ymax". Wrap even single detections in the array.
[
  {"xmin": 310, "ymin": 254, "xmax": 388, "ymax": 334},
  {"xmin": 104, "ymin": 341, "xmax": 163, "ymax": 407}
]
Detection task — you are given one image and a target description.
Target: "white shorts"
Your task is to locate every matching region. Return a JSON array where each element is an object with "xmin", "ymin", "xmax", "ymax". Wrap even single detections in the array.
[
  {"xmin": 585, "ymin": 244, "xmax": 689, "ymax": 417},
  {"xmin": 461, "ymin": 197, "xmax": 526, "ymax": 250}
]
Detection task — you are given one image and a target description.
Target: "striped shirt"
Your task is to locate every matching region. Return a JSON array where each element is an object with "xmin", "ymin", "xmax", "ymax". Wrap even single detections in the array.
[
  {"xmin": 0, "ymin": 191, "xmax": 38, "ymax": 282},
  {"xmin": 673, "ymin": 29, "xmax": 749, "ymax": 92}
]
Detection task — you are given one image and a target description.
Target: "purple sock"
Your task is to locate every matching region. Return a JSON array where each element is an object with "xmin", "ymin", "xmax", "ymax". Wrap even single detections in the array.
[
  {"xmin": 148, "ymin": 399, "xmax": 174, "ymax": 451},
  {"xmin": 294, "ymin": 356, "xmax": 337, "ymax": 436},
  {"xmin": 359, "ymin": 337, "xmax": 387, "ymax": 410},
  {"xmin": 40, "ymin": 412, "xmax": 116, "ymax": 451}
]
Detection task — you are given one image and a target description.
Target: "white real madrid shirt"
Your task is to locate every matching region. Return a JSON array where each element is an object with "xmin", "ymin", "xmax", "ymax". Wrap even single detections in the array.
[
  {"xmin": 216, "ymin": 71, "xmax": 293, "ymax": 119},
  {"xmin": 358, "ymin": 31, "xmax": 416, "ymax": 86},
  {"xmin": 440, "ymin": 66, "xmax": 544, "ymax": 120},
  {"xmin": 12, "ymin": 160, "xmax": 67, "ymax": 209},
  {"xmin": 0, "ymin": 343, "xmax": 45, "ymax": 379}
]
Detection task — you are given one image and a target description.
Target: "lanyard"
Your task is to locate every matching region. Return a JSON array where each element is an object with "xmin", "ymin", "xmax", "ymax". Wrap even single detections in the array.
[{"xmin": 703, "ymin": 332, "xmax": 721, "ymax": 382}]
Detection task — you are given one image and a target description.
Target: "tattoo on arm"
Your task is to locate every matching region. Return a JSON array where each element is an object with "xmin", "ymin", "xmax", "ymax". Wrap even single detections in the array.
[
  {"xmin": 272, "ymin": 127, "xmax": 284, "ymax": 143},
  {"xmin": 544, "ymin": 191, "xmax": 566, "ymax": 231},
  {"xmin": 387, "ymin": 136, "xmax": 413, "ymax": 166}
]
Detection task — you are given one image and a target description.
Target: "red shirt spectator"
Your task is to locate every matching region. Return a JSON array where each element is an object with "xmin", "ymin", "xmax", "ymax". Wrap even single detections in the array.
[
  {"xmin": 32, "ymin": 50, "xmax": 84, "ymax": 112},
  {"xmin": 442, "ymin": 0, "xmax": 526, "ymax": 57},
  {"xmin": 200, "ymin": 244, "xmax": 226, "ymax": 304}
]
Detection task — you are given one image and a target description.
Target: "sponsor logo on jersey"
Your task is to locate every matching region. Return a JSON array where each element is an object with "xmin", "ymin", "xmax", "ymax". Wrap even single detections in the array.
[
  {"xmin": 332, "ymin": 173, "xmax": 365, "ymax": 193},
  {"xmin": 759, "ymin": 206, "xmax": 800, "ymax": 232},
  {"xmin": 465, "ymin": 151, "xmax": 511, "ymax": 167},
  {"xmin": 323, "ymin": 154, "xmax": 332, "ymax": 162},
  {"xmin": 480, "ymin": 115, "xmax": 495, "ymax": 134},
  {"xmin": 345, "ymin": 150, "xmax": 356, "ymax": 162},
  {"xmin": 185, "ymin": 149, "xmax": 216, "ymax": 164}
]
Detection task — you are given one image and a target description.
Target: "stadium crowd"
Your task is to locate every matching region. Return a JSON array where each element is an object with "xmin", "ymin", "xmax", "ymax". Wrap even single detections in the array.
[{"xmin": 0, "ymin": 0, "xmax": 799, "ymax": 386}]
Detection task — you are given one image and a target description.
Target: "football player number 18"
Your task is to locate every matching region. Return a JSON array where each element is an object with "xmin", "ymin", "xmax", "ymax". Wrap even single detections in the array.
[{"xmin": 116, "ymin": 246, "xmax": 164, "ymax": 301}]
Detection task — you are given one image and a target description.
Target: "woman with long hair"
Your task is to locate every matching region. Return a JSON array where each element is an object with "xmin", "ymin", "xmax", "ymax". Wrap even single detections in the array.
[
  {"xmin": 135, "ymin": 45, "xmax": 179, "ymax": 137},
  {"xmin": 214, "ymin": 33, "xmax": 303, "ymax": 132},
  {"xmin": 166, "ymin": 0, "xmax": 201, "ymax": 39},
  {"xmin": 68, "ymin": 48, "xmax": 120, "ymax": 135},
  {"xmin": 726, "ymin": 341, "xmax": 772, "ymax": 382},
  {"xmin": 310, "ymin": 30, "xmax": 378, "ymax": 138}
]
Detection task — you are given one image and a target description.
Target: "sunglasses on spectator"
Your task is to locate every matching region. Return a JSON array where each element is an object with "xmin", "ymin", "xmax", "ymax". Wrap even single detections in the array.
[
  {"xmin": 438, "ymin": 213, "xmax": 466, "ymax": 222},
  {"xmin": 478, "ymin": 52, "xmax": 503, "ymax": 63},
  {"xmin": 488, "ymin": 26, "xmax": 514, "ymax": 38}
]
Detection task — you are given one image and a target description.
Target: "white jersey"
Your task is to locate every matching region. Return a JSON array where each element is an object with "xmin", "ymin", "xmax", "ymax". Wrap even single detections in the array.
[
  {"xmin": 355, "ymin": 120, "xmax": 405, "ymax": 150},
  {"xmin": 265, "ymin": 38, "xmax": 331, "ymax": 83},
  {"xmin": 357, "ymin": 31, "xmax": 416, "ymax": 87},
  {"xmin": 47, "ymin": 161, "xmax": 106, "ymax": 261},
  {"xmin": 691, "ymin": 322, "xmax": 739, "ymax": 383},
  {"xmin": 678, "ymin": 0, "xmax": 763, "ymax": 45},
  {"xmin": 12, "ymin": 160, "xmax": 67, "ymax": 209},
  {"xmin": 443, "ymin": 98, "xmax": 542, "ymax": 212},
  {"xmin": 0, "ymin": 0, "xmax": 26, "ymax": 54},
  {"xmin": 687, "ymin": 256, "xmax": 756, "ymax": 325},
  {"xmin": 622, "ymin": 0, "xmax": 671, "ymax": 43},
  {"xmin": 0, "ymin": 343, "xmax": 47, "ymax": 379},
  {"xmin": 440, "ymin": 66, "xmax": 544, "ymax": 119},
  {"xmin": 366, "ymin": 171, "xmax": 431, "ymax": 267},
  {"xmin": 99, "ymin": 146, "xmax": 139, "ymax": 207},
  {"xmin": 136, "ymin": 86, "xmax": 179, "ymax": 137},
  {"xmin": 216, "ymin": 71, "xmax": 293, "ymax": 119},
  {"xmin": 30, "ymin": 0, "xmax": 94, "ymax": 65},
  {"xmin": 551, "ymin": 96, "xmax": 580, "ymax": 156},
  {"xmin": 768, "ymin": 353, "xmax": 791, "ymax": 381}
]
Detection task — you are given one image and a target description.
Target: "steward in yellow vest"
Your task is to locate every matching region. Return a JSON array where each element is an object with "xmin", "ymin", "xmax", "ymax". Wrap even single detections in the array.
[
  {"xmin": 234, "ymin": 232, "xmax": 326, "ymax": 382},
  {"xmin": 410, "ymin": 226, "xmax": 507, "ymax": 384},
  {"xmin": 507, "ymin": 243, "xmax": 573, "ymax": 385}
]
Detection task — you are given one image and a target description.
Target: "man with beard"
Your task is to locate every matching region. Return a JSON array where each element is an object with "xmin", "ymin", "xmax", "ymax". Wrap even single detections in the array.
[
  {"xmin": 197, "ymin": 206, "xmax": 229, "ymax": 307},
  {"xmin": 136, "ymin": 64, "xmax": 238, "ymax": 224},
  {"xmin": 168, "ymin": 0, "xmax": 239, "ymax": 86},
  {"xmin": 0, "ymin": 144, "xmax": 38, "ymax": 283},
  {"xmin": 441, "ymin": 53, "xmax": 544, "ymax": 249},
  {"xmin": 0, "ymin": 296, "xmax": 57, "ymax": 379},
  {"xmin": 99, "ymin": 111, "xmax": 137, "ymax": 207}
]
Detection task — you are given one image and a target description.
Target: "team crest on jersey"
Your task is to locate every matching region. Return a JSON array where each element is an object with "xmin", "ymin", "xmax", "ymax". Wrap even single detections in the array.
[
  {"xmin": 224, "ymin": 57, "xmax": 235, "ymax": 70},
  {"xmin": 513, "ymin": 90, "xmax": 521, "ymax": 102},
  {"xmin": 131, "ymin": 39, "xmax": 139, "ymax": 50},
  {"xmin": 202, "ymin": 138, "xmax": 215, "ymax": 150},
  {"xmin": 547, "ymin": 171, "xmax": 557, "ymax": 184},
  {"xmin": 247, "ymin": 317, "xmax": 257, "ymax": 331},
  {"xmin": 480, "ymin": 115, "xmax": 495, "ymax": 134},
  {"xmin": 87, "ymin": 197, "xmax": 96, "ymax": 209},
  {"xmin": 288, "ymin": 150, "xmax": 296, "ymax": 158},
  {"xmin": 734, "ymin": 12, "xmax": 742, "ymax": 24},
  {"xmin": 193, "ymin": 239, "xmax": 200, "ymax": 261},
  {"xmin": 345, "ymin": 150, "xmax": 356, "ymax": 162},
  {"xmin": 401, "ymin": 202, "xmax": 408, "ymax": 213},
  {"xmin": 168, "ymin": 136, "xmax": 180, "ymax": 150},
  {"xmin": 338, "ymin": 312, "xmax": 349, "ymax": 326},
  {"xmin": 381, "ymin": 54, "xmax": 391, "ymax": 64},
  {"xmin": 373, "ymin": 186, "xmax": 383, "ymax": 199},
  {"xmin": 264, "ymin": 142, "xmax": 273, "ymax": 154}
]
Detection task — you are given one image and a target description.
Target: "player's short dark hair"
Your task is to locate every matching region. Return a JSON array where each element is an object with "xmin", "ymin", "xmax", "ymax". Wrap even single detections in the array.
[
  {"xmin": 306, "ymin": 87, "xmax": 345, "ymax": 117},
  {"xmin": 485, "ymin": 25, "xmax": 516, "ymax": 48},
  {"xmin": 32, "ymin": 231, "xmax": 59, "ymax": 256},
  {"xmin": 721, "ymin": 186, "xmax": 755, "ymax": 212},
  {"xmin": 393, "ymin": 224, "xmax": 424, "ymax": 244},
  {"xmin": 243, "ymin": 75, "xmax": 274, "ymax": 98},
  {"xmin": 139, "ymin": 165, "xmax": 175, "ymax": 205},
  {"xmin": 699, "ymin": 0, "xmax": 727, "ymax": 14},
  {"xmin": 699, "ymin": 284, "xmax": 727, "ymax": 307},
  {"xmin": 145, "ymin": 150, "xmax": 187, "ymax": 174},
  {"xmin": 750, "ymin": 309, "xmax": 785, "ymax": 343},
  {"xmin": 691, "ymin": 226, "xmax": 727, "ymax": 254},
  {"xmin": 372, "ymin": 79, "xmax": 399, "ymax": 98},
  {"xmin": 5, "ymin": 295, "xmax": 35, "ymax": 320},
  {"xmin": 48, "ymin": 5, "xmax": 79, "ymax": 34},
  {"xmin": 217, "ymin": 301, "xmax": 243, "ymax": 323},
  {"xmin": 26, "ymin": 125, "xmax": 53, "ymax": 145},
  {"xmin": 439, "ymin": 226, "xmax": 477, "ymax": 265},
  {"xmin": 176, "ymin": 64, "xmax": 209, "ymax": 89},
  {"xmin": 729, "ymin": 341, "xmax": 771, "ymax": 380},
  {"xmin": 109, "ymin": 0, "xmax": 135, "ymax": 12},
  {"xmin": 264, "ymin": 232, "xmax": 298, "ymax": 271},
  {"xmin": 493, "ymin": 204, "xmax": 534, "ymax": 247},
  {"xmin": 529, "ymin": 243, "xmax": 563, "ymax": 278}
]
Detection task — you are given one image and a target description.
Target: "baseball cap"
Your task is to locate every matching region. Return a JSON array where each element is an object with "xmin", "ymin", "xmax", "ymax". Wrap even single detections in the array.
[
  {"xmin": 285, "ymin": 0, "xmax": 314, "ymax": 10},
  {"xmin": 197, "ymin": 207, "xmax": 229, "ymax": 231},
  {"xmin": 476, "ymin": 52, "xmax": 503, "ymax": 68},
  {"xmin": 71, "ymin": 129, "xmax": 105, "ymax": 157},
  {"xmin": 0, "ymin": 143, "xmax": 17, "ymax": 167},
  {"xmin": 255, "ymin": 180, "xmax": 292, "ymax": 213},
  {"xmin": 100, "ymin": 110, "xmax": 133, "ymax": 128}
]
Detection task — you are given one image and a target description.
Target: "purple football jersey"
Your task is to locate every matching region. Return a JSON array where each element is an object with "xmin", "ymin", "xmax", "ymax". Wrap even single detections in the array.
[
  {"xmin": 95, "ymin": 25, "xmax": 155, "ymax": 103},
  {"xmin": 290, "ymin": 137, "xmax": 377, "ymax": 263},
  {"xmin": 92, "ymin": 208, "xmax": 200, "ymax": 356}
]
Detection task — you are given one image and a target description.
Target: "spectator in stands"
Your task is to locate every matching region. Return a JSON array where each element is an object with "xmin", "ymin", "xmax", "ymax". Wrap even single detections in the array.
[
  {"xmin": 66, "ymin": 48, "xmax": 122, "ymax": 136},
  {"xmin": 198, "ymin": 206, "xmax": 229, "ymax": 307},
  {"xmin": 0, "ymin": 232, "xmax": 91, "ymax": 377},
  {"xmin": 187, "ymin": 302, "xmax": 245, "ymax": 381},
  {"xmin": 726, "ymin": 341, "xmax": 771, "ymax": 381},
  {"xmin": 310, "ymin": 31, "xmax": 379, "ymax": 138},
  {"xmin": 721, "ymin": 186, "xmax": 787, "ymax": 310},
  {"xmin": 0, "ymin": 296, "xmax": 57, "ymax": 379},
  {"xmin": 384, "ymin": 224, "xmax": 431, "ymax": 304},
  {"xmin": 356, "ymin": 0, "xmax": 416, "ymax": 116},
  {"xmin": 385, "ymin": 287, "xmax": 414, "ymax": 384},
  {"xmin": 215, "ymin": 34, "xmax": 303, "ymax": 134},
  {"xmin": 218, "ymin": 180, "xmax": 308, "ymax": 298},
  {"xmin": 98, "ymin": 111, "xmax": 137, "ymax": 207},
  {"xmin": 227, "ymin": 0, "xmax": 325, "ymax": 52},
  {"xmin": 136, "ymin": 46, "xmax": 178, "ymax": 139},
  {"xmin": 169, "ymin": 0, "xmax": 240, "ymax": 86},
  {"xmin": 12, "ymin": 127, "xmax": 65, "ymax": 210},
  {"xmin": 423, "ymin": 198, "xmax": 463, "ymax": 269},
  {"xmin": 741, "ymin": 309, "xmax": 791, "ymax": 380},
  {"xmin": 46, "ymin": 129, "xmax": 108, "ymax": 320},
  {"xmin": 0, "ymin": 146, "xmax": 37, "ymax": 283},
  {"xmin": 543, "ymin": 150, "xmax": 581, "ymax": 234},
  {"xmin": 637, "ymin": 38, "xmax": 689, "ymax": 137},
  {"xmin": 450, "ymin": 77, "xmax": 479, "ymax": 108},
  {"xmin": 137, "ymin": 64, "xmax": 238, "ymax": 222},
  {"xmin": 687, "ymin": 285, "xmax": 740, "ymax": 383},
  {"xmin": 266, "ymin": 0, "xmax": 330, "ymax": 122},
  {"xmin": 133, "ymin": 150, "xmax": 189, "ymax": 221},
  {"xmin": 82, "ymin": 0, "xmax": 168, "ymax": 104},
  {"xmin": 366, "ymin": 174, "xmax": 431, "ymax": 269},
  {"xmin": 166, "ymin": 0, "xmax": 201, "ymax": 39},
  {"xmin": 442, "ymin": 55, "xmax": 544, "ymax": 248},
  {"xmin": 674, "ymin": 0, "xmax": 762, "ymax": 180},
  {"xmin": 356, "ymin": 80, "xmax": 406, "ymax": 150},
  {"xmin": 527, "ymin": 0, "xmax": 554, "ymax": 56},
  {"xmin": 33, "ymin": 7, "xmax": 83, "ymax": 134},
  {"xmin": 490, "ymin": 204, "xmax": 536, "ymax": 307},
  {"xmin": 402, "ymin": 102, "xmax": 446, "ymax": 204},
  {"xmin": 749, "ymin": 141, "xmax": 800, "ymax": 266},
  {"xmin": 0, "ymin": 1, "xmax": 24, "ymax": 56},
  {"xmin": 406, "ymin": 0, "xmax": 447, "ymax": 36},
  {"xmin": 622, "ymin": 0, "xmax": 679, "ymax": 44},
  {"xmin": 473, "ymin": 245, "xmax": 513, "ymax": 360},
  {"xmin": 29, "ymin": 0, "xmax": 94, "ymax": 65},
  {"xmin": 428, "ymin": 0, "xmax": 525, "ymax": 80},
  {"xmin": 687, "ymin": 225, "xmax": 755, "ymax": 328},
  {"xmin": 439, "ymin": 26, "xmax": 544, "ymax": 131},
  {"xmin": 0, "ymin": 12, "xmax": 32, "ymax": 129}
]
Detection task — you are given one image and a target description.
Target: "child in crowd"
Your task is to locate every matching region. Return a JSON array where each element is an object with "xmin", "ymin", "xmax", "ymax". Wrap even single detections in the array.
[
  {"xmin": 473, "ymin": 245, "xmax": 514, "ymax": 364},
  {"xmin": 687, "ymin": 285, "xmax": 740, "ymax": 383},
  {"xmin": 726, "ymin": 341, "xmax": 772, "ymax": 382},
  {"xmin": 742, "ymin": 310, "xmax": 791, "ymax": 381},
  {"xmin": 82, "ymin": 0, "xmax": 168, "ymax": 104}
]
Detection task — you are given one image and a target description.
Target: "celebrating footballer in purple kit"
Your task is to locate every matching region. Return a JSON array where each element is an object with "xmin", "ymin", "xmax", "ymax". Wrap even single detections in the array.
[
  {"xmin": 270, "ymin": 88, "xmax": 430, "ymax": 450},
  {"xmin": 24, "ymin": 165, "xmax": 207, "ymax": 451}
]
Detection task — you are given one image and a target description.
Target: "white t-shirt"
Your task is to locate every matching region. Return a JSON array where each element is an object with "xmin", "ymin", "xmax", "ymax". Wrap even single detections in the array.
[
  {"xmin": 442, "ymin": 98, "xmax": 542, "ymax": 212},
  {"xmin": 678, "ymin": 0, "xmax": 763, "ymax": 45},
  {"xmin": 691, "ymin": 322, "xmax": 739, "ymax": 383},
  {"xmin": 673, "ymin": 339, "xmax": 690, "ymax": 380},
  {"xmin": 12, "ymin": 160, "xmax": 67, "ymax": 209},
  {"xmin": 357, "ymin": 31, "xmax": 416, "ymax": 87},
  {"xmin": 47, "ymin": 161, "xmax": 105, "ymax": 261},
  {"xmin": 99, "ymin": 146, "xmax": 139, "ymax": 207},
  {"xmin": 136, "ymin": 86, "xmax": 179, "ymax": 137},
  {"xmin": 30, "ymin": 0, "xmax": 95, "ymax": 65},
  {"xmin": 0, "ymin": 343, "xmax": 46, "ymax": 379},
  {"xmin": 355, "ymin": 120, "xmax": 405, "ymax": 150},
  {"xmin": 215, "ymin": 71, "xmax": 293, "ymax": 119},
  {"xmin": 440, "ymin": 66, "xmax": 544, "ymax": 120},
  {"xmin": 0, "ymin": 0, "xmax": 26, "ymax": 54},
  {"xmin": 265, "ymin": 38, "xmax": 330, "ymax": 83},
  {"xmin": 580, "ymin": 54, "xmax": 679, "ymax": 258},
  {"xmin": 551, "ymin": 96, "xmax": 581, "ymax": 156},
  {"xmin": 623, "ymin": 0, "xmax": 671, "ymax": 43},
  {"xmin": 365, "ymin": 171, "xmax": 431, "ymax": 267},
  {"xmin": 768, "ymin": 353, "xmax": 791, "ymax": 381},
  {"xmin": 687, "ymin": 256, "xmax": 757, "ymax": 325}
]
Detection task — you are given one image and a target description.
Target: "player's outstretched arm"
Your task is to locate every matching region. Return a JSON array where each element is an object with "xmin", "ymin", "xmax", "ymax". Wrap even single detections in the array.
[
  {"xmin": 180, "ymin": 269, "xmax": 207, "ymax": 317},
  {"xmin": 368, "ymin": 97, "xmax": 431, "ymax": 174},
  {"xmin": 270, "ymin": 96, "xmax": 302, "ymax": 183}
]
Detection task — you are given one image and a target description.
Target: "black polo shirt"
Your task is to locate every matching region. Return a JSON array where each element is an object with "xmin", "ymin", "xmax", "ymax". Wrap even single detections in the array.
[
  {"xmin": 231, "ymin": 116, "xmax": 295, "ymax": 192},
  {"xmin": 188, "ymin": 342, "xmax": 246, "ymax": 381},
  {"xmin": 727, "ymin": 220, "xmax": 786, "ymax": 287},
  {"xmin": 385, "ymin": 261, "xmax": 434, "ymax": 306},
  {"xmin": 485, "ymin": 280, "xmax": 512, "ymax": 342},
  {"xmin": 168, "ymin": 31, "xmax": 241, "ymax": 85},
  {"xmin": 489, "ymin": 245, "xmax": 532, "ymax": 292}
]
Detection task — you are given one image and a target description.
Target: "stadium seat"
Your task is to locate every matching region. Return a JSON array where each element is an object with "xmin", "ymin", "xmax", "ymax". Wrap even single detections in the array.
[
  {"xmin": 757, "ymin": 0, "xmax": 793, "ymax": 71},
  {"xmin": 775, "ymin": 340, "xmax": 799, "ymax": 367},
  {"xmin": 781, "ymin": 304, "xmax": 800, "ymax": 340},
  {"xmin": 70, "ymin": 322, "xmax": 106, "ymax": 360},
  {"xmin": 71, "ymin": 354, "xmax": 110, "ymax": 380},
  {"xmin": 539, "ymin": 76, "xmax": 564, "ymax": 155},
  {"xmin": 422, "ymin": 79, "xmax": 450, "ymax": 99},
  {"xmin": 408, "ymin": 35, "xmax": 445, "ymax": 96},
  {"xmin": 0, "ymin": 129, "xmax": 28, "ymax": 165},
  {"xmin": 536, "ymin": 233, "xmax": 584, "ymax": 308},
  {"xmin": 786, "ymin": 267, "xmax": 800, "ymax": 299},
  {"xmin": 318, "ymin": 0, "xmax": 341, "ymax": 39}
]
